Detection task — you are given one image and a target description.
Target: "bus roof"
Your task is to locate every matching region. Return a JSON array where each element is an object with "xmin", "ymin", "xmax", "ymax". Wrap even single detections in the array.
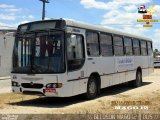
[
  {"xmin": 19, "ymin": 18, "xmax": 152, "ymax": 42},
  {"xmin": 64, "ymin": 19, "xmax": 152, "ymax": 42}
]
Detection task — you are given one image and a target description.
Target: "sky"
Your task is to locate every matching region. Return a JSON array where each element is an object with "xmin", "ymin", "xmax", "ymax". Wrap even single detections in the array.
[{"xmin": 0, "ymin": 0, "xmax": 160, "ymax": 50}]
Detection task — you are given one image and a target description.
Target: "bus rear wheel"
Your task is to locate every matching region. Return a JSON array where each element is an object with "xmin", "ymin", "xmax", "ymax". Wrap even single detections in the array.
[
  {"xmin": 85, "ymin": 76, "xmax": 98, "ymax": 99},
  {"xmin": 133, "ymin": 71, "xmax": 142, "ymax": 87}
]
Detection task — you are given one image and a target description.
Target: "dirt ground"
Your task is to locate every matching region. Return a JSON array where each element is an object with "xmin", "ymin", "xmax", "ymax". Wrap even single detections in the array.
[{"xmin": 0, "ymin": 69, "xmax": 160, "ymax": 116}]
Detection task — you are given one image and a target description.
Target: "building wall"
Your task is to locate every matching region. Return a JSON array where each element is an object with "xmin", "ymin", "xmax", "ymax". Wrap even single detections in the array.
[{"xmin": 0, "ymin": 31, "xmax": 15, "ymax": 76}]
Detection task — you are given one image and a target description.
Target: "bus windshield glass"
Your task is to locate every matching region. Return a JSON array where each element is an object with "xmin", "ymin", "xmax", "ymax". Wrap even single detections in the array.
[{"xmin": 12, "ymin": 31, "xmax": 65, "ymax": 74}]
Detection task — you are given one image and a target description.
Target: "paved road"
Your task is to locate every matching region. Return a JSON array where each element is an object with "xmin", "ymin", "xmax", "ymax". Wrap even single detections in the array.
[{"xmin": 0, "ymin": 79, "xmax": 11, "ymax": 94}]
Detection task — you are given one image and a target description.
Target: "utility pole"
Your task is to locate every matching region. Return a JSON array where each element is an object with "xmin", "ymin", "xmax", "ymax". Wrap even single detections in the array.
[{"xmin": 39, "ymin": 0, "xmax": 49, "ymax": 20}]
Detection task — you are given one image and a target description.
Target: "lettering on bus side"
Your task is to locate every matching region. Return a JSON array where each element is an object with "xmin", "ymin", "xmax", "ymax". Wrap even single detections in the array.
[{"xmin": 117, "ymin": 57, "xmax": 134, "ymax": 67}]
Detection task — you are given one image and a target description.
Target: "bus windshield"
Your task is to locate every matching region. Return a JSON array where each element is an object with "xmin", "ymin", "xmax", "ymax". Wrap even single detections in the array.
[{"xmin": 12, "ymin": 31, "xmax": 65, "ymax": 74}]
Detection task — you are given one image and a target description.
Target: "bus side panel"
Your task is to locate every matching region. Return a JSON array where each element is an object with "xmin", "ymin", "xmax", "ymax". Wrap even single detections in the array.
[
  {"xmin": 115, "ymin": 56, "xmax": 127, "ymax": 73},
  {"xmin": 134, "ymin": 56, "xmax": 151, "ymax": 78},
  {"xmin": 58, "ymin": 78, "xmax": 87, "ymax": 97},
  {"xmin": 66, "ymin": 68, "xmax": 87, "ymax": 96},
  {"xmin": 148, "ymin": 55, "xmax": 154, "ymax": 74},
  {"xmin": 79, "ymin": 79, "xmax": 88, "ymax": 94},
  {"xmin": 68, "ymin": 79, "xmax": 87, "ymax": 97},
  {"xmin": 141, "ymin": 56, "xmax": 149, "ymax": 68},
  {"xmin": 86, "ymin": 57, "xmax": 101, "ymax": 76},
  {"xmin": 142, "ymin": 68, "xmax": 149, "ymax": 77},
  {"xmin": 101, "ymin": 75, "xmax": 112, "ymax": 88},
  {"xmin": 72, "ymin": 80, "xmax": 80, "ymax": 96},
  {"xmin": 126, "ymin": 70, "xmax": 136, "ymax": 81},
  {"xmin": 119, "ymin": 72, "xmax": 126, "ymax": 83},
  {"xmin": 99, "ymin": 57, "xmax": 115, "ymax": 75},
  {"xmin": 112, "ymin": 73, "xmax": 120, "ymax": 85},
  {"xmin": 134, "ymin": 56, "xmax": 146, "ymax": 68},
  {"xmin": 57, "ymin": 74, "xmax": 73, "ymax": 97},
  {"xmin": 125, "ymin": 56, "xmax": 136, "ymax": 82},
  {"xmin": 140, "ymin": 56, "xmax": 149, "ymax": 77},
  {"xmin": 134, "ymin": 56, "xmax": 141, "ymax": 70},
  {"xmin": 114, "ymin": 56, "xmax": 128, "ymax": 85},
  {"xmin": 100, "ymin": 57, "xmax": 115, "ymax": 88}
]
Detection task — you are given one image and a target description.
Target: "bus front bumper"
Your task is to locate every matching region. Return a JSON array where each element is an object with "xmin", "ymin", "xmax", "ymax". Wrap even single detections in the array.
[{"xmin": 12, "ymin": 86, "xmax": 61, "ymax": 97}]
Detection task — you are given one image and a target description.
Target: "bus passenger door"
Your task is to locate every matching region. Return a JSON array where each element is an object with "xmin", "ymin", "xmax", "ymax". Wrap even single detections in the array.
[{"xmin": 67, "ymin": 33, "xmax": 87, "ymax": 96}]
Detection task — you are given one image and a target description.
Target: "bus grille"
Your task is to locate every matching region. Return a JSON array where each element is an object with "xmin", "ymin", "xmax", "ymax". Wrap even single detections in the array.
[{"xmin": 21, "ymin": 83, "xmax": 44, "ymax": 89}]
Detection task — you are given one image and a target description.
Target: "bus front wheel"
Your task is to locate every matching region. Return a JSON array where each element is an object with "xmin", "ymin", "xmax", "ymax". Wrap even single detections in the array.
[{"xmin": 85, "ymin": 76, "xmax": 98, "ymax": 99}]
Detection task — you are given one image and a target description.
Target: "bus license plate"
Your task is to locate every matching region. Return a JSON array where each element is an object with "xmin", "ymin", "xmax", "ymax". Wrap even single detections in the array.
[{"xmin": 45, "ymin": 88, "xmax": 56, "ymax": 93}]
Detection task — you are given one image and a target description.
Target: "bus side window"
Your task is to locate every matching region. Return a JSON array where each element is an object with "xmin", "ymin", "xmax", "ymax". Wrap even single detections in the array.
[
  {"xmin": 141, "ymin": 40, "xmax": 147, "ymax": 56},
  {"xmin": 133, "ymin": 39, "xmax": 140, "ymax": 56},
  {"xmin": 113, "ymin": 36, "xmax": 124, "ymax": 56},
  {"xmin": 100, "ymin": 33, "xmax": 113, "ymax": 56},
  {"xmin": 124, "ymin": 37, "xmax": 133, "ymax": 56},
  {"xmin": 86, "ymin": 31, "xmax": 100, "ymax": 56},
  {"xmin": 67, "ymin": 34, "xmax": 85, "ymax": 71},
  {"xmin": 147, "ymin": 41, "xmax": 153, "ymax": 56}
]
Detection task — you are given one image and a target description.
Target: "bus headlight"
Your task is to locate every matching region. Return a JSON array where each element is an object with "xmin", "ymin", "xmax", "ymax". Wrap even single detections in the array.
[
  {"xmin": 46, "ymin": 83, "xmax": 62, "ymax": 88},
  {"xmin": 52, "ymin": 84, "xmax": 57, "ymax": 88},
  {"xmin": 46, "ymin": 83, "xmax": 53, "ymax": 88}
]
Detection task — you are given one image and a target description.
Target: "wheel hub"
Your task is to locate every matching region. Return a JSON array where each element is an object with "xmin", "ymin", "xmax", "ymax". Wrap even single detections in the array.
[{"xmin": 89, "ymin": 80, "xmax": 96, "ymax": 94}]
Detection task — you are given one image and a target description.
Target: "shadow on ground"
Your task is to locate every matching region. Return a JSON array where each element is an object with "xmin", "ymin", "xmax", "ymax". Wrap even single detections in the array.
[{"xmin": 8, "ymin": 82, "xmax": 152, "ymax": 108}]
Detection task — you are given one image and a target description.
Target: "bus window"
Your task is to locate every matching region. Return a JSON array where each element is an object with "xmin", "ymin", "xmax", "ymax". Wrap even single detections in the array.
[
  {"xmin": 86, "ymin": 31, "xmax": 100, "ymax": 56},
  {"xmin": 147, "ymin": 41, "xmax": 153, "ymax": 56},
  {"xmin": 133, "ymin": 39, "xmax": 140, "ymax": 56},
  {"xmin": 17, "ymin": 40, "xmax": 22, "ymax": 66},
  {"xmin": 124, "ymin": 37, "xmax": 133, "ymax": 56},
  {"xmin": 113, "ymin": 36, "xmax": 124, "ymax": 56},
  {"xmin": 67, "ymin": 34, "xmax": 85, "ymax": 71},
  {"xmin": 141, "ymin": 41, "xmax": 147, "ymax": 56},
  {"xmin": 16, "ymin": 36, "xmax": 32, "ymax": 67},
  {"xmin": 100, "ymin": 33, "xmax": 113, "ymax": 56}
]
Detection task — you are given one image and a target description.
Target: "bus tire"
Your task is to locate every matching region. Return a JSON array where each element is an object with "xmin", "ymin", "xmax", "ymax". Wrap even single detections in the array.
[
  {"xmin": 85, "ymin": 76, "xmax": 98, "ymax": 99},
  {"xmin": 133, "ymin": 71, "xmax": 142, "ymax": 87}
]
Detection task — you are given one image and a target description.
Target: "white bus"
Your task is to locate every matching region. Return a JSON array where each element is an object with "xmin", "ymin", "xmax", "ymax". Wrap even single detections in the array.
[{"xmin": 11, "ymin": 19, "xmax": 153, "ymax": 99}]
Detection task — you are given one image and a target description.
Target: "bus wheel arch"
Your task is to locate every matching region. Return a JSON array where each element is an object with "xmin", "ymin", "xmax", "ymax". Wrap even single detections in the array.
[
  {"xmin": 137, "ymin": 67, "xmax": 142, "ymax": 75},
  {"xmin": 85, "ymin": 72, "xmax": 101, "ymax": 99}
]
